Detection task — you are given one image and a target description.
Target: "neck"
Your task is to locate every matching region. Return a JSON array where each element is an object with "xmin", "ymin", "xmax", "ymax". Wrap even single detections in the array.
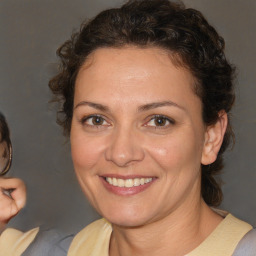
[{"xmin": 109, "ymin": 199, "xmax": 223, "ymax": 256}]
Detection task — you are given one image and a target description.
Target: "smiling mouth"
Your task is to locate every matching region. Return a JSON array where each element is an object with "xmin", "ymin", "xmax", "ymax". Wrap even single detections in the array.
[{"xmin": 104, "ymin": 177, "xmax": 153, "ymax": 188}]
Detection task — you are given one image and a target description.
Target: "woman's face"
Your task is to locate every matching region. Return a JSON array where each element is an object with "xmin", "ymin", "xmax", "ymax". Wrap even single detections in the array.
[{"xmin": 71, "ymin": 47, "xmax": 208, "ymax": 227}]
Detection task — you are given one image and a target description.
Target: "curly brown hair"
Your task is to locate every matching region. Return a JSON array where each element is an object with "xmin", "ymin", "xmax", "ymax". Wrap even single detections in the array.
[
  {"xmin": 49, "ymin": 0, "xmax": 235, "ymax": 206},
  {"xmin": 0, "ymin": 112, "xmax": 12, "ymax": 175},
  {"xmin": 0, "ymin": 113, "xmax": 11, "ymax": 146}
]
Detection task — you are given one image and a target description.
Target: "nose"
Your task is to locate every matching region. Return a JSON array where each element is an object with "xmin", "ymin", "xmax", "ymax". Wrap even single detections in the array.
[{"xmin": 105, "ymin": 126, "xmax": 145, "ymax": 167}]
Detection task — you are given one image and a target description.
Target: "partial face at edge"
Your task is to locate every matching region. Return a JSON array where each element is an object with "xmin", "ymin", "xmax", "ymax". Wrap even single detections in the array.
[{"xmin": 70, "ymin": 47, "xmax": 219, "ymax": 227}]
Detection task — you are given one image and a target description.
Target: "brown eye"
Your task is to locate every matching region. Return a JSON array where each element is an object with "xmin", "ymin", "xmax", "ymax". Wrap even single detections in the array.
[
  {"xmin": 154, "ymin": 117, "xmax": 167, "ymax": 126},
  {"xmin": 92, "ymin": 116, "xmax": 104, "ymax": 125},
  {"xmin": 146, "ymin": 115, "xmax": 174, "ymax": 128},
  {"xmin": 83, "ymin": 115, "xmax": 109, "ymax": 126}
]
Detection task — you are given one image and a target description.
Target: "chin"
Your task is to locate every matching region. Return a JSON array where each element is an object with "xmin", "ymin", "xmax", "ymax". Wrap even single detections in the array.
[
  {"xmin": 99, "ymin": 206, "xmax": 153, "ymax": 228},
  {"xmin": 107, "ymin": 215, "xmax": 148, "ymax": 228}
]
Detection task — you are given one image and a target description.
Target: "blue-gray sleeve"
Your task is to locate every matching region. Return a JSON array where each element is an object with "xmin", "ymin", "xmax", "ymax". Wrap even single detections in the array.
[
  {"xmin": 233, "ymin": 228, "xmax": 256, "ymax": 256},
  {"xmin": 21, "ymin": 228, "xmax": 74, "ymax": 256}
]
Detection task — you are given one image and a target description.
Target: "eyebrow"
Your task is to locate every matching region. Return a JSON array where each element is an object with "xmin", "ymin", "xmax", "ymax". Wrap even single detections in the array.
[
  {"xmin": 138, "ymin": 101, "xmax": 185, "ymax": 112},
  {"xmin": 74, "ymin": 100, "xmax": 185, "ymax": 112},
  {"xmin": 74, "ymin": 101, "xmax": 110, "ymax": 112}
]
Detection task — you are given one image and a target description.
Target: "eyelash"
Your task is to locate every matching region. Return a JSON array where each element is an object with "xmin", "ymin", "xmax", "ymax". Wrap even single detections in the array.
[
  {"xmin": 80, "ymin": 115, "xmax": 110, "ymax": 128},
  {"xmin": 144, "ymin": 115, "xmax": 175, "ymax": 129},
  {"xmin": 79, "ymin": 114, "xmax": 175, "ymax": 130}
]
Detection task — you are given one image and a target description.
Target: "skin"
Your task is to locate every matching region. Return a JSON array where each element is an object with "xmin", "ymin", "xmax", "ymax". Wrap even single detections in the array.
[
  {"xmin": 0, "ymin": 178, "xmax": 26, "ymax": 233},
  {"xmin": 71, "ymin": 46, "xmax": 227, "ymax": 256}
]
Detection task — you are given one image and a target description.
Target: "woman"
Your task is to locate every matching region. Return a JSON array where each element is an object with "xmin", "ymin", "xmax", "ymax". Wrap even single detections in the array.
[{"xmin": 0, "ymin": 0, "xmax": 255, "ymax": 255}]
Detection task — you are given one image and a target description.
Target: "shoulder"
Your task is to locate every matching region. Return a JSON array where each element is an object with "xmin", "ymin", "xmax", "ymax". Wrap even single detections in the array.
[
  {"xmin": 0, "ymin": 227, "xmax": 39, "ymax": 256},
  {"xmin": 22, "ymin": 228, "xmax": 74, "ymax": 256},
  {"xmin": 68, "ymin": 218, "xmax": 112, "ymax": 256},
  {"xmin": 22, "ymin": 219, "xmax": 111, "ymax": 256},
  {"xmin": 233, "ymin": 228, "xmax": 256, "ymax": 256},
  {"xmin": 0, "ymin": 219, "xmax": 109, "ymax": 256},
  {"xmin": 0, "ymin": 227, "xmax": 74, "ymax": 256}
]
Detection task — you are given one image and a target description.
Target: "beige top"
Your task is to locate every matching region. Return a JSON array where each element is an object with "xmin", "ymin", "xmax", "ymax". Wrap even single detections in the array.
[{"xmin": 0, "ymin": 214, "xmax": 252, "ymax": 256}]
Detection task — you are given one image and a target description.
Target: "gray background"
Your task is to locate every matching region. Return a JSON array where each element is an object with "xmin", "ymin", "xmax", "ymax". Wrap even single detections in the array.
[{"xmin": 0, "ymin": 0, "xmax": 255, "ymax": 234}]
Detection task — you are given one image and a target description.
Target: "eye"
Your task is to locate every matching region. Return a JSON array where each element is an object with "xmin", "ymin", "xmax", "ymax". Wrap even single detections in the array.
[
  {"xmin": 81, "ymin": 115, "xmax": 109, "ymax": 127},
  {"xmin": 145, "ymin": 115, "xmax": 174, "ymax": 128}
]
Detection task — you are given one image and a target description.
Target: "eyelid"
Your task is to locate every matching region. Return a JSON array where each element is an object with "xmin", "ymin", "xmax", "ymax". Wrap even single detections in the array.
[
  {"xmin": 144, "ymin": 115, "xmax": 175, "ymax": 127},
  {"xmin": 80, "ymin": 114, "xmax": 111, "ymax": 126}
]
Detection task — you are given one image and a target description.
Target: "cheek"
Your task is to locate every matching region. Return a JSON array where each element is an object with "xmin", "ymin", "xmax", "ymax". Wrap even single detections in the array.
[
  {"xmin": 70, "ymin": 131, "xmax": 105, "ymax": 171},
  {"xmin": 146, "ymin": 132, "xmax": 203, "ymax": 173},
  {"xmin": 147, "ymin": 142, "xmax": 184, "ymax": 171}
]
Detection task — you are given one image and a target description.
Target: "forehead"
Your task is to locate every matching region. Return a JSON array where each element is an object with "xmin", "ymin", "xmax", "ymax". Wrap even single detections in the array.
[
  {"xmin": 74, "ymin": 47, "xmax": 200, "ymax": 109},
  {"xmin": 78, "ymin": 46, "xmax": 191, "ymax": 81}
]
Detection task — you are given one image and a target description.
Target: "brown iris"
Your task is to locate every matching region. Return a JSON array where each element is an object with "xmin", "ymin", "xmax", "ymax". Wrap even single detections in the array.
[
  {"xmin": 154, "ymin": 117, "xmax": 167, "ymax": 126},
  {"xmin": 92, "ymin": 116, "xmax": 104, "ymax": 125}
]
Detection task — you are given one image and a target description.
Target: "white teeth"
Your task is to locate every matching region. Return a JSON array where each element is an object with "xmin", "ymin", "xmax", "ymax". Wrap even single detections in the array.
[
  {"xmin": 113, "ymin": 178, "xmax": 118, "ymax": 186},
  {"xmin": 117, "ymin": 179, "xmax": 125, "ymax": 187},
  {"xmin": 145, "ymin": 178, "xmax": 152, "ymax": 183},
  {"xmin": 133, "ymin": 178, "xmax": 140, "ymax": 187},
  {"xmin": 106, "ymin": 177, "xmax": 112, "ymax": 185},
  {"xmin": 125, "ymin": 179, "xmax": 133, "ymax": 188},
  {"xmin": 105, "ymin": 177, "xmax": 153, "ymax": 187}
]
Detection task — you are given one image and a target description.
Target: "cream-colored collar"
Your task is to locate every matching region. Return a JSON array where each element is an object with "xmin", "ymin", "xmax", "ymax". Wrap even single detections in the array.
[
  {"xmin": 68, "ymin": 219, "xmax": 111, "ymax": 256},
  {"xmin": 187, "ymin": 214, "xmax": 252, "ymax": 256},
  {"xmin": 68, "ymin": 214, "xmax": 252, "ymax": 256}
]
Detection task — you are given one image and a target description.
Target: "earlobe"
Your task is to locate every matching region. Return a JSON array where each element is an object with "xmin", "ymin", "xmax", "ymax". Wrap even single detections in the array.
[{"xmin": 201, "ymin": 111, "xmax": 228, "ymax": 165}]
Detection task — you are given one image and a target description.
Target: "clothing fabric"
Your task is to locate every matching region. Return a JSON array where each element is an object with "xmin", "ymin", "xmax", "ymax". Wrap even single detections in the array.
[
  {"xmin": 21, "ymin": 229, "xmax": 74, "ymax": 256},
  {"xmin": 0, "ymin": 214, "xmax": 254, "ymax": 256},
  {"xmin": 233, "ymin": 228, "xmax": 256, "ymax": 256}
]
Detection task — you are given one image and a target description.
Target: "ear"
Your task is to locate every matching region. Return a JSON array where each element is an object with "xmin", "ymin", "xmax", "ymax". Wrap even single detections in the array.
[{"xmin": 201, "ymin": 111, "xmax": 228, "ymax": 165}]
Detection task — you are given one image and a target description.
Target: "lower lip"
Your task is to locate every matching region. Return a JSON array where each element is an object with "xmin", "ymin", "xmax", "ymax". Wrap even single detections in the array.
[{"xmin": 101, "ymin": 177, "xmax": 156, "ymax": 196}]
